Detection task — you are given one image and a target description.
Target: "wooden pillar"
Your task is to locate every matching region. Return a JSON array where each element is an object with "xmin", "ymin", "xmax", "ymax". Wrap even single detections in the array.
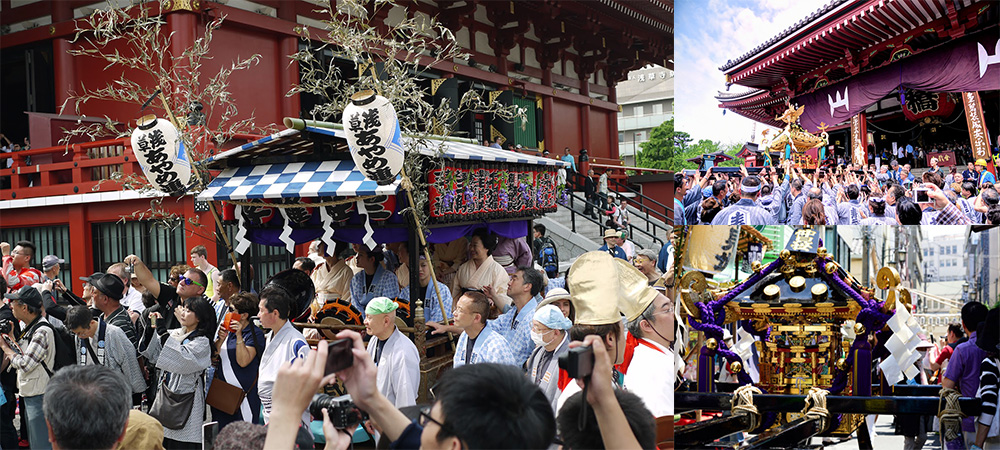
[
  {"xmin": 68, "ymin": 205, "xmax": 93, "ymax": 274},
  {"xmin": 580, "ymin": 78, "xmax": 591, "ymax": 152},
  {"xmin": 277, "ymin": 4, "xmax": 301, "ymax": 120},
  {"xmin": 183, "ymin": 197, "xmax": 217, "ymax": 264},
  {"xmin": 542, "ymin": 69, "xmax": 554, "ymax": 156},
  {"xmin": 51, "ymin": 2, "xmax": 75, "ymax": 112}
]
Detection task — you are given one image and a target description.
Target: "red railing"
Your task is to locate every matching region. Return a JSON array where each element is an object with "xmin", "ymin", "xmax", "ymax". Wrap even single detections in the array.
[
  {"xmin": 1, "ymin": 138, "xmax": 141, "ymax": 200},
  {"xmin": 1, "ymin": 132, "xmax": 263, "ymax": 201}
]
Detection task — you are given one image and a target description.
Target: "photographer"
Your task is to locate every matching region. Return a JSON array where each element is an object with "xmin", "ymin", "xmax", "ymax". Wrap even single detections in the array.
[
  {"xmin": 287, "ymin": 330, "xmax": 556, "ymax": 450},
  {"xmin": 556, "ymin": 335, "xmax": 649, "ymax": 450},
  {"xmin": 0, "ymin": 286, "xmax": 55, "ymax": 450}
]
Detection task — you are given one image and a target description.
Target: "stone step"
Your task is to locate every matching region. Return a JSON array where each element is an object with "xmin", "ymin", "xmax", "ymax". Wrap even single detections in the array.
[{"xmin": 536, "ymin": 193, "xmax": 669, "ymax": 270}]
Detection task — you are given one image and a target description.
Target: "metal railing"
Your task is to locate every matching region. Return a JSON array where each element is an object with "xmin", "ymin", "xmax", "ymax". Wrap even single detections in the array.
[
  {"xmin": 563, "ymin": 169, "xmax": 670, "ymax": 247},
  {"xmin": 561, "ymin": 177, "xmax": 665, "ymax": 249}
]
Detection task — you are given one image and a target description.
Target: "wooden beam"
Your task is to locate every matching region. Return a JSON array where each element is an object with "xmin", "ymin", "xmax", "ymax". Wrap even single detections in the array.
[{"xmin": 675, "ymin": 392, "xmax": 982, "ymax": 416}]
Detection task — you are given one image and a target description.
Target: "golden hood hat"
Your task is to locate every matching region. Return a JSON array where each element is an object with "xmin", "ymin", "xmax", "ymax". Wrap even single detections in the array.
[
  {"xmin": 567, "ymin": 252, "xmax": 623, "ymax": 325},
  {"xmin": 613, "ymin": 257, "xmax": 659, "ymax": 322},
  {"xmin": 567, "ymin": 251, "xmax": 660, "ymax": 325}
]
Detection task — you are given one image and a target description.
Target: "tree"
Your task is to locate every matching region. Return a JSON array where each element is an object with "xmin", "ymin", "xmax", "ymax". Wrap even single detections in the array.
[{"xmin": 635, "ymin": 119, "xmax": 691, "ymax": 171}]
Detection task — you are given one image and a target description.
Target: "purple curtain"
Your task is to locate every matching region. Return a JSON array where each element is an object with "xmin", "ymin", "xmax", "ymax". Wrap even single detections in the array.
[{"xmin": 795, "ymin": 34, "xmax": 1000, "ymax": 131}]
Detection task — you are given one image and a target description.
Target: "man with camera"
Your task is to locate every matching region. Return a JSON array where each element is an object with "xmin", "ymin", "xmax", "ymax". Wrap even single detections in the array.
[
  {"xmin": 264, "ymin": 332, "xmax": 558, "ymax": 450},
  {"xmin": 124, "ymin": 254, "xmax": 207, "ymax": 335},
  {"xmin": 363, "ymin": 297, "xmax": 419, "ymax": 408},
  {"xmin": 0, "ymin": 286, "xmax": 56, "ymax": 450}
]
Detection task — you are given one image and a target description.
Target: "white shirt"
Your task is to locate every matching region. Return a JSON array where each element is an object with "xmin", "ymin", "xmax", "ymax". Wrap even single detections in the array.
[
  {"xmin": 366, "ymin": 327, "xmax": 420, "ymax": 408},
  {"xmin": 259, "ymin": 320, "xmax": 309, "ymax": 424},
  {"xmin": 622, "ymin": 338, "xmax": 673, "ymax": 417},
  {"xmin": 123, "ymin": 286, "xmax": 145, "ymax": 313}
]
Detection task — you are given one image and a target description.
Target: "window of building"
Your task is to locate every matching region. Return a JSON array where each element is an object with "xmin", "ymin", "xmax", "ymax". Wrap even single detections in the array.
[
  {"xmin": 619, "ymin": 132, "xmax": 625, "ymax": 143},
  {"xmin": 634, "ymin": 105, "xmax": 644, "ymax": 116},
  {"xmin": 652, "ymin": 103, "xmax": 663, "ymax": 114},
  {"xmin": 952, "ymin": 245, "xmax": 957, "ymax": 254},
  {"xmin": 0, "ymin": 225, "xmax": 72, "ymax": 281}
]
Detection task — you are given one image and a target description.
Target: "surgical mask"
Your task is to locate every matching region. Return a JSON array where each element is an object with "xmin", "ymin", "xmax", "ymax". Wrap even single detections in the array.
[{"xmin": 530, "ymin": 329, "xmax": 556, "ymax": 347}]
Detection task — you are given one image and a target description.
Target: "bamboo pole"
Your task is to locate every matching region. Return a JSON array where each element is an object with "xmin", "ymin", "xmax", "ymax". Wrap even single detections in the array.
[
  {"xmin": 400, "ymin": 165, "xmax": 455, "ymax": 350},
  {"xmin": 282, "ymin": 117, "xmax": 478, "ymax": 144},
  {"xmin": 157, "ymin": 90, "xmax": 242, "ymax": 285}
]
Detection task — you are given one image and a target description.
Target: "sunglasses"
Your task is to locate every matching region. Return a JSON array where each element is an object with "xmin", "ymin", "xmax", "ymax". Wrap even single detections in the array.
[{"xmin": 178, "ymin": 275, "xmax": 204, "ymax": 287}]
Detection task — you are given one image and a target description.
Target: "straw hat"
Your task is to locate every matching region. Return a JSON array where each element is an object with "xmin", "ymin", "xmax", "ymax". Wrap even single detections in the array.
[{"xmin": 602, "ymin": 229, "xmax": 619, "ymax": 240}]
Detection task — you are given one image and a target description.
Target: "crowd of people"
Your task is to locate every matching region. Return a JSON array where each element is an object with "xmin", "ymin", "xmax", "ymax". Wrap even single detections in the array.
[
  {"xmin": 0, "ymin": 228, "xmax": 676, "ymax": 449},
  {"xmin": 676, "ymin": 158, "xmax": 1000, "ymax": 225}
]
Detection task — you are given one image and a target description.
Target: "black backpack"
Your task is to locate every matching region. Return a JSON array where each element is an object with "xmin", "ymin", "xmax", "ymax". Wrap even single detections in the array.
[
  {"xmin": 537, "ymin": 237, "xmax": 559, "ymax": 276},
  {"xmin": 26, "ymin": 319, "xmax": 76, "ymax": 376}
]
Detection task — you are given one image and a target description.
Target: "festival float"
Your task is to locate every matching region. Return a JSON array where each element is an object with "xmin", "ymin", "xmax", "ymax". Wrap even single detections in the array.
[{"xmin": 674, "ymin": 226, "xmax": 982, "ymax": 450}]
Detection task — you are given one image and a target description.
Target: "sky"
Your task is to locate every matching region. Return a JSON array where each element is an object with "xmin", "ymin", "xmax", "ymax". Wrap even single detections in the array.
[{"xmin": 674, "ymin": 0, "xmax": 828, "ymax": 146}]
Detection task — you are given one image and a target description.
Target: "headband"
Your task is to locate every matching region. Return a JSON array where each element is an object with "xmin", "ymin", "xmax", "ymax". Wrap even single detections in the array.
[{"xmin": 741, "ymin": 184, "xmax": 762, "ymax": 194}]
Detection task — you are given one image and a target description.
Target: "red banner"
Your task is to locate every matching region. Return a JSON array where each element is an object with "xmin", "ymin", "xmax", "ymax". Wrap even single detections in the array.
[
  {"xmin": 964, "ymin": 92, "xmax": 996, "ymax": 178},
  {"xmin": 901, "ymin": 91, "xmax": 957, "ymax": 122},
  {"xmin": 926, "ymin": 151, "xmax": 956, "ymax": 167},
  {"xmin": 850, "ymin": 113, "xmax": 868, "ymax": 167},
  {"xmin": 428, "ymin": 166, "xmax": 558, "ymax": 220}
]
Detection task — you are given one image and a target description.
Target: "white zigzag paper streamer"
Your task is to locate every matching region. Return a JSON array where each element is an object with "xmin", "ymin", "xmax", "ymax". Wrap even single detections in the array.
[
  {"xmin": 357, "ymin": 199, "xmax": 377, "ymax": 251},
  {"xmin": 278, "ymin": 208, "xmax": 296, "ymax": 254},
  {"xmin": 319, "ymin": 205, "xmax": 337, "ymax": 257},
  {"xmin": 880, "ymin": 301, "xmax": 925, "ymax": 384},
  {"xmin": 735, "ymin": 326, "xmax": 760, "ymax": 383},
  {"xmin": 234, "ymin": 205, "xmax": 251, "ymax": 255}
]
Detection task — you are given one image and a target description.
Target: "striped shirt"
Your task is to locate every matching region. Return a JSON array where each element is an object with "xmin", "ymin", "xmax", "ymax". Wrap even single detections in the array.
[
  {"xmin": 978, "ymin": 357, "xmax": 999, "ymax": 430},
  {"xmin": 104, "ymin": 305, "xmax": 138, "ymax": 349}
]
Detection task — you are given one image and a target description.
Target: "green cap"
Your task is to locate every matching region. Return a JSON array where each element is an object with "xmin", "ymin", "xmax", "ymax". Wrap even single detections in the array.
[{"xmin": 366, "ymin": 297, "xmax": 398, "ymax": 316}]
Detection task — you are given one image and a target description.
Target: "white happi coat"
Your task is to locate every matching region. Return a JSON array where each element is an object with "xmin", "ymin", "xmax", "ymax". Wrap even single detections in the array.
[
  {"xmin": 366, "ymin": 327, "xmax": 421, "ymax": 408},
  {"xmin": 622, "ymin": 338, "xmax": 673, "ymax": 417},
  {"xmin": 259, "ymin": 320, "xmax": 310, "ymax": 425}
]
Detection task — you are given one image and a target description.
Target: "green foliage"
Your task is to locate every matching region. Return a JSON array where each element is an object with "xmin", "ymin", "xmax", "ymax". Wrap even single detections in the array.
[
  {"xmin": 635, "ymin": 119, "xmax": 691, "ymax": 171},
  {"xmin": 634, "ymin": 119, "xmax": 746, "ymax": 171}
]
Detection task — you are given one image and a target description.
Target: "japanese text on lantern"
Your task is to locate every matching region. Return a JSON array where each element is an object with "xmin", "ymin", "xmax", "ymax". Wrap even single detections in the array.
[
  {"xmin": 348, "ymin": 109, "xmax": 392, "ymax": 181},
  {"xmin": 790, "ymin": 229, "xmax": 817, "ymax": 252},
  {"xmin": 135, "ymin": 129, "xmax": 183, "ymax": 193}
]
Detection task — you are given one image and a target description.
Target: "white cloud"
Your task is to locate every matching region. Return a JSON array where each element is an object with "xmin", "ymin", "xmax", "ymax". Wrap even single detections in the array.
[{"xmin": 675, "ymin": 0, "xmax": 827, "ymax": 146}]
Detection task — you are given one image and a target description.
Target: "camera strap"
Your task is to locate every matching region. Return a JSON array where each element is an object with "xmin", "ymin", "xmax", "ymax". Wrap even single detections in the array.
[{"xmin": 80, "ymin": 321, "xmax": 107, "ymax": 366}]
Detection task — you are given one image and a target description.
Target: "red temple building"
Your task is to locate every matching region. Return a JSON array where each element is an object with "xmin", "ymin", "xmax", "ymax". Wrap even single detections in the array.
[
  {"xmin": 0, "ymin": 0, "xmax": 672, "ymax": 284},
  {"xmin": 716, "ymin": 0, "xmax": 998, "ymax": 172}
]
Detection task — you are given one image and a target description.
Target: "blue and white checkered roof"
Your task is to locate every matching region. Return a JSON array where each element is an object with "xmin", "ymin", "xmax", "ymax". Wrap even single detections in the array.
[
  {"xmin": 197, "ymin": 160, "xmax": 399, "ymax": 201},
  {"xmin": 199, "ymin": 125, "xmax": 567, "ymax": 201}
]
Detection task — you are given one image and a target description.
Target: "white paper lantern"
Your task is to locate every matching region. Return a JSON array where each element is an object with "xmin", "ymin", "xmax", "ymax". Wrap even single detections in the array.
[
  {"xmin": 130, "ymin": 114, "xmax": 192, "ymax": 194},
  {"xmin": 342, "ymin": 90, "xmax": 405, "ymax": 185}
]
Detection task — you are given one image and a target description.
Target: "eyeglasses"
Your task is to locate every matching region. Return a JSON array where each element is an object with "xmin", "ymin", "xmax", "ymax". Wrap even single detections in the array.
[
  {"xmin": 168, "ymin": 277, "xmax": 180, "ymax": 283},
  {"xmin": 178, "ymin": 275, "xmax": 204, "ymax": 287},
  {"xmin": 418, "ymin": 406, "xmax": 449, "ymax": 430}
]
